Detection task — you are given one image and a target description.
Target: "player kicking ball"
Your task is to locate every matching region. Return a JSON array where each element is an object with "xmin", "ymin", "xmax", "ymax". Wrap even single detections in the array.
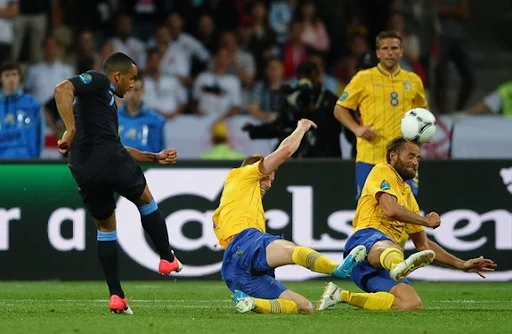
[
  {"xmin": 212, "ymin": 119, "xmax": 367, "ymax": 314},
  {"xmin": 316, "ymin": 137, "xmax": 497, "ymax": 311},
  {"xmin": 54, "ymin": 53, "xmax": 182, "ymax": 315}
]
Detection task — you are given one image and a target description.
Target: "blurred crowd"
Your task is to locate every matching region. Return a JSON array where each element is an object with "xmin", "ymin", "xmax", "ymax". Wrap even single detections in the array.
[{"xmin": 0, "ymin": 0, "xmax": 510, "ymax": 159}]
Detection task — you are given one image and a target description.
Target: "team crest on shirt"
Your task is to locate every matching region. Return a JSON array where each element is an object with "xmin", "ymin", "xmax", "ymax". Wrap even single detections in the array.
[
  {"xmin": 339, "ymin": 92, "xmax": 349, "ymax": 101},
  {"xmin": 380, "ymin": 180, "xmax": 391, "ymax": 190},
  {"xmin": 78, "ymin": 73, "xmax": 92, "ymax": 84},
  {"xmin": 403, "ymin": 80, "xmax": 412, "ymax": 92}
]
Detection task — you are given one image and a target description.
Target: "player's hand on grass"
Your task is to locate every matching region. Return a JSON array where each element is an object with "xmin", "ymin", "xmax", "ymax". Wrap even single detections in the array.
[
  {"xmin": 461, "ymin": 256, "xmax": 497, "ymax": 279},
  {"xmin": 425, "ymin": 212, "xmax": 441, "ymax": 229},
  {"xmin": 157, "ymin": 149, "xmax": 177, "ymax": 164},
  {"xmin": 297, "ymin": 119, "xmax": 317, "ymax": 131},
  {"xmin": 57, "ymin": 129, "xmax": 76, "ymax": 154},
  {"xmin": 354, "ymin": 123, "xmax": 378, "ymax": 141}
]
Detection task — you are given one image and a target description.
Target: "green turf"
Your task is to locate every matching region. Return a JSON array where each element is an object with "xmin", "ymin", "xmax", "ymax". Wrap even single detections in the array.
[{"xmin": 0, "ymin": 281, "xmax": 510, "ymax": 334}]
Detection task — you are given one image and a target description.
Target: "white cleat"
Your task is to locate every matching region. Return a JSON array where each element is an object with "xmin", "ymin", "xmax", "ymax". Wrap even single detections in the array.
[
  {"xmin": 232, "ymin": 290, "xmax": 255, "ymax": 313},
  {"xmin": 114, "ymin": 305, "xmax": 134, "ymax": 315},
  {"xmin": 315, "ymin": 282, "xmax": 341, "ymax": 311},
  {"xmin": 390, "ymin": 250, "xmax": 435, "ymax": 282}
]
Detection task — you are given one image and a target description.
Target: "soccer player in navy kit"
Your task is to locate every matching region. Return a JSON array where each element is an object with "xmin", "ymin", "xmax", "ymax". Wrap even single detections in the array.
[{"xmin": 54, "ymin": 53, "xmax": 182, "ymax": 314}]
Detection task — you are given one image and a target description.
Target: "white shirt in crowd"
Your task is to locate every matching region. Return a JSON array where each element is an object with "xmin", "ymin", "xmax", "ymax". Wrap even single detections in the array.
[
  {"xmin": 25, "ymin": 60, "xmax": 74, "ymax": 104},
  {"xmin": 143, "ymin": 75, "xmax": 188, "ymax": 115},
  {"xmin": 0, "ymin": 0, "xmax": 16, "ymax": 44},
  {"xmin": 193, "ymin": 72, "xmax": 242, "ymax": 116},
  {"xmin": 159, "ymin": 33, "xmax": 210, "ymax": 78},
  {"xmin": 110, "ymin": 36, "xmax": 147, "ymax": 70}
]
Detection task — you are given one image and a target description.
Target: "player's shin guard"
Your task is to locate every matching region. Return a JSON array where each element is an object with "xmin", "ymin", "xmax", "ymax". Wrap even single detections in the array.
[
  {"xmin": 97, "ymin": 231, "xmax": 124, "ymax": 298},
  {"xmin": 341, "ymin": 290, "xmax": 394, "ymax": 310},
  {"xmin": 138, "ymin": 200, "xmax": 174, "ymax": 262},
  {"xmin": 380, "ymin": 247, "xmax": 404, "ymax": 271},
  {"xmin": 291, "ymin": 246, "xmax": 337, "ymax": 274},
  {"xmin": 253, "ymin": 298, "xmax": 299, "ymax": 314}
]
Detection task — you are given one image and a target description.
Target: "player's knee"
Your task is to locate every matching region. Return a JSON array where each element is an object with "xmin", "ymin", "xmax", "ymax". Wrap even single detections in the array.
[
  {"xmin": 297, "ymin": 300, "xmax": 314, "ymax": 314},
  {"xmin": 396, "ymin": 295, "xmax": 422, "ymax": 311}
]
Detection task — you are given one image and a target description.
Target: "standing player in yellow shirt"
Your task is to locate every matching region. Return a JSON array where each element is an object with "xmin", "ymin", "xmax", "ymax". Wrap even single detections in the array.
[
  {"xmin": 213, "ymin": 119, "xmax": 366, "ymax": 314},
  {"xmin": 316, "ymin": 138, "xmax": 496, "ymax": 311},
  {"xmin": 334, "ymin": 30, "xmax": 427, "ymax": 200}
]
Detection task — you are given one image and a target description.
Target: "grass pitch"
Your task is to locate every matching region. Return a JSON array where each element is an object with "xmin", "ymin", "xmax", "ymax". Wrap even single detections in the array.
[{"xmin": 0, "ymin": 281, "xmax": 510, "ymax": 334}]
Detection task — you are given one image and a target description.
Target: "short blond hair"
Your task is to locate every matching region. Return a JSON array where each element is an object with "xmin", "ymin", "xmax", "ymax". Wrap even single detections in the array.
[
  {"xmin": 376, "ymin": 30, "xmax": 403, "ymax": 49},
  {"xmin": 241, "ymin": 154, "xmax": 264, "ymax": 167}
]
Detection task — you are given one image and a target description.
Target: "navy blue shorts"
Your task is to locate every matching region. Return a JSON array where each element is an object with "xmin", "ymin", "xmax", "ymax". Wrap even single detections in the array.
[
  {"xmin": 355, "ymin": 162, "xmax": 418, "ymax": 200},
  {"xmin": 221, "ymin": 228, "xmax": 287, "ymax": 299},
  {"xmin": 344, "ymin": 228, "xmax": 411, "ymax": 292}
]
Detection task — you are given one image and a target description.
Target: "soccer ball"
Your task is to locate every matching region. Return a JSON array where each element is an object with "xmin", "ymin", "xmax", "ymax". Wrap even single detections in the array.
[{"xmin": 400, "ymin": 108, "xmax": 437, "ymax": 143}]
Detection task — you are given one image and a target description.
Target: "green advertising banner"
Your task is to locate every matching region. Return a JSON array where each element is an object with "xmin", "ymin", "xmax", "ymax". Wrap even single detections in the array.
[{"xmin": 0, "ymin": 160, "xmax": 511, "ymax": 281}]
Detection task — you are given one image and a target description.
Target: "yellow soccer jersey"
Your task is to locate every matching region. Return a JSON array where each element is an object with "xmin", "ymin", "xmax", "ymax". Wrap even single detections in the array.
[
  {"xmin": 212, "ymin": 162, "xmax": 267, "ymax": 249},
  {"xmin": 337, "ymin": 65, "xmax": 427, "ymax": 165},
  {"xmin": 352, "ymin": 163, "xmax": 424, "ymax": 244}
]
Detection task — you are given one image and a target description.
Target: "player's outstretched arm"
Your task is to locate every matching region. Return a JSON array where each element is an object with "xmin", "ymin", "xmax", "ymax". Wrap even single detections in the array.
[
  {"xmin": 125, "ymin": 146, "xmax": 177, "ymax": 164},
  {"xmin": 259, "ymin": 119, "xmax": 317, "ymax": 175},
  {"xmin": 54, "ymin": 80, "xmax": 76, "ymax": 154},
  {"xmin": 409, "ymin": 231, "xmax": 497, "ymax": 278},
  {"xmin": 378, "ymin": 193, "xmax": 440, "ymax": 228}
]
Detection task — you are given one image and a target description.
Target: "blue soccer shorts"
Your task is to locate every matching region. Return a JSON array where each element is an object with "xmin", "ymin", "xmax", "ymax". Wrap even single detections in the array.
[
  {"xmin": 344, "ymin": 228, "xmax": 411, "ymax": 292},
  {"xmin": 221, "ymin": 228, "xmax": 287, "ymax": 299}
]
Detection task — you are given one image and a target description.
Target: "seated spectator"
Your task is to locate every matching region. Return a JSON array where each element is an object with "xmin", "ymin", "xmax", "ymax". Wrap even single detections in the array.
[
  {"xmin": 143, "ymin": 48, "xmax": 188, "ymax": 119},
  {"xmin": 118, "ymin": 77, "xmax": 165, "ymax": 153},
  {"xmin": 110, "ymin": 13, "xmax": 146, "ymax": 70},
  {"xmin": 248, "ymin": 57, "xmax": 287, "ymax": 122},
  {"xmin": 201, "ymin": 121, "xmax": 245, "ymax": 160},
  {"xmin": 24, "ymin": 35, "xmax": 74, "ymax": 106},
  {"xmin": 282, "ymin": 20, "xmax": 308, "ymax": 79},
  {"xmin": 192, "ymin": 47, "xmax": 242, "ymax": 119},
  {"xmin": 0, "ymin": 62, "xmax": 43, "ymax": 159},
  {"xmin": 296, "ymin": 0, "xmax": 330, "ymax": 53}
]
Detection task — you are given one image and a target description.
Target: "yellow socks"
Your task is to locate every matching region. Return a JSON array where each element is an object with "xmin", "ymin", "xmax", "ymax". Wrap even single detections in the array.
[
  {"xmin": 253, "ymin": 298, "xmax": 299, "ymax": 314},
  {"xmin": 292, "ymin": 246, "xmax": 338, "ymax": 274},
  {"xmin": 340, "ymin": 290, "xmax": 394, "ymax": 310},
  {"xmin": 379, "ymin": 247, "xmax": 404, "ymax": 271}
]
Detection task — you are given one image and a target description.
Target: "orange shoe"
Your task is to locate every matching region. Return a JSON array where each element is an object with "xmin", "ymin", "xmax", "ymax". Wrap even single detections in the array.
[
  {"xmin": 109, "ymin": 294, "xmax": 133, "ymax": 315},
  {"xmin": 159, "ymin": 253, "xmax": 183, "ymax": 275}
]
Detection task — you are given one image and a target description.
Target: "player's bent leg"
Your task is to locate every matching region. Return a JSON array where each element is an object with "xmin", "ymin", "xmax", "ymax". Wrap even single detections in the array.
[
  {"xmin": 131, "ymin": 185, "xmax": 182, "ymax": 275},
  {"xmin": 367, "ymin": 240, "xmax": 403, "ymax": 269},
  {"xmin": 315, "ymin": 282, "xmax": 395, "ymax": 311},
  {"xmin": 389, "ymin": 250, "xmax": 435, "ymax": 282},
  {"xmin": 234, "ymin": 289, "xmax": 312, "ymax": 315},
  {"xmin": 266, "ymin": 240, "xmax": 338, "ymax": 275},
  {"xmin": 388, "ymin": 283, "xmax": 422, "ymax": 310}
]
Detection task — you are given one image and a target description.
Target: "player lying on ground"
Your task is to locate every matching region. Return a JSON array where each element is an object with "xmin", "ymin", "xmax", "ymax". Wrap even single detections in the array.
[
  {"xmin": 316, "ymin": 137, "xmax": 497, "ymax": 311},
  {"xmin": 212, "ymin": 119, "xmax": 367, "ymax": 314},
  {"xmin": 54, "ymin": 52, "xmax": 182, "ymax": 315}
]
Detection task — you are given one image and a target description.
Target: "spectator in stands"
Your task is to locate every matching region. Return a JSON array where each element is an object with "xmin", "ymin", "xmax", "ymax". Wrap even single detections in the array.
[
  {"xmin": 70, "ymin": 30, "xmax": 98, "ymax": 74},
  {"xmin": 215, "ymin": 30, "xmax": 256, "ymax": 110},
  {"xmin": 296, "ymin": 0, "xmax": 330, "ymax": 53},
  {"xmin": 143, "ymin": 48, "xmax": 188, "ymax": 119},
  {"xmin": 0, "ymin": 62, "xmax": 43, "ymax": 159},
  {"xmin": 335, "ymin": 33, "xmax": 369, "ymax": 94},
  {"xmin": 269, "ymin": 0, "xmax": 296, "ymax": 45},
  {"xmin": 248, "ymin": 57, "xmax": 287, "ymax": 122},
  {"xmin": 435, "ymin": 0, "xmax": 474, "ymax": 114},
  {"xmin": 11, "ymin": 0, "xmax": 46, "ymax": 63},
  {"xmin": 192, "ymin": 47, "xmax": 242, "ymax": 119},
  {"xmin": 195, "ymin": 14, "xmax": 219, "ymax": 55},
  {"xmin": 24, "ymin": 35, "xmax": 74, "ymax": 106},
  {"xmin": 95, "ymin": 40, "xmax": 114, "ymax": 71},
  {"xmin": 118, "ymin": 77, "xmax": 165, "ymax": 153},
  {"xmin": 0, "ymin": 0, "xmax": 18, "ymax": 64},
  {"xmin": 283, "ymin": 20, "xmax": 308, "ymax": 79},
  {"xmin": 308, "ymin": 52, "xmax": 338, "ymax": 94},
  {"xmin": 110, "ymin": 13, "xmax": 146, "ymax": 70},
  {"xmin": 201, "ymin": 120, "xmax": 245, "ymax": 160},
  {"xmin": 465, "ymin": 80, "xmax": 512, "ymax": 118},
  {"xmin": 249, "ymin": 1, "xmax": 279, "ymax": 80}
]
